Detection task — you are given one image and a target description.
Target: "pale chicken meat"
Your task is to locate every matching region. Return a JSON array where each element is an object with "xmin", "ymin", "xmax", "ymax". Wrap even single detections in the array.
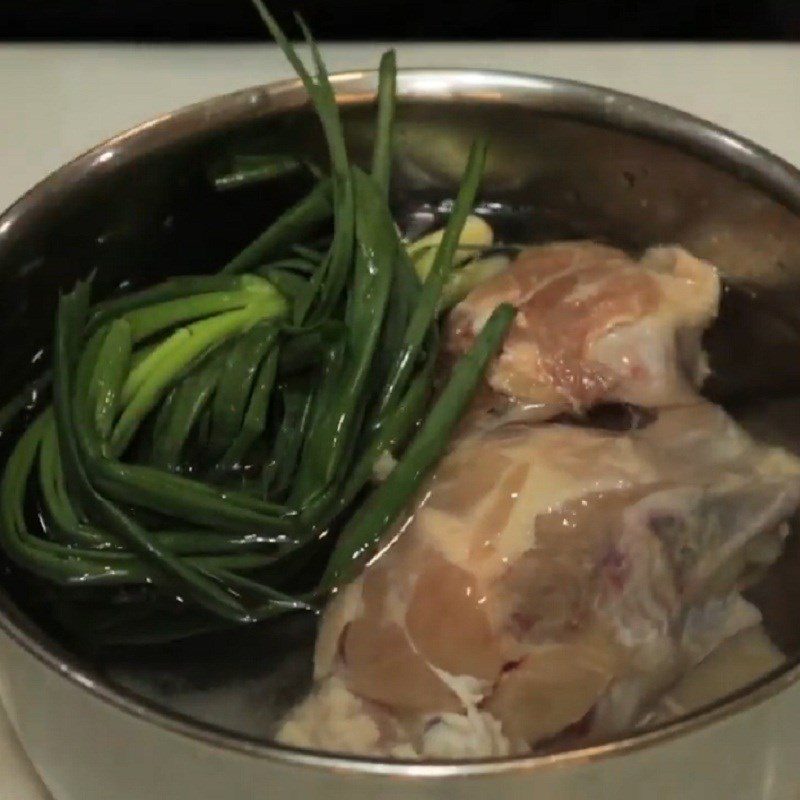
[
  {"xmin": 446, "ymin": 242, "xmax": 720, "ymax": 416},
  {"xmin": 640, "ymin": 624, "xmax": 785, "ymax": 729},
  {"xmin": 279, "ymin": 403, "xmax": 800, "ymax": 757},
  {"xmin": 278, "ymin": 241, "xmax": 797, "ymax": 759}
]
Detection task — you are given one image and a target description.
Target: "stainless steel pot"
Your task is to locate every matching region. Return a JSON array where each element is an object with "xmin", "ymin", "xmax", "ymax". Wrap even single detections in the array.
[{"xmin": 2, "ymin": 68, "xmax": 800, "ymax": 800}]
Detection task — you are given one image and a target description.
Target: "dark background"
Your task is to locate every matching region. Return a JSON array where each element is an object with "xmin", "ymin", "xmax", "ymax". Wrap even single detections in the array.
[{"xmin": 3, "ymin": 0, "xmax": 800, "ymax": 41}]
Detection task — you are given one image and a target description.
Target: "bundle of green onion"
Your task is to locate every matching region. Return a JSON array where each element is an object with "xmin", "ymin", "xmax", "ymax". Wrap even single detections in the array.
[{"xmin": 0, "ymin": 5, "xmax": 514, "ymax": 644}]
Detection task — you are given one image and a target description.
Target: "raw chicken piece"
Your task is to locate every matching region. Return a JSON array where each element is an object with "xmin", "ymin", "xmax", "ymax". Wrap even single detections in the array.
[
  {"xmin": 643, "ymin": 623, "xmax": 785, "ymax": 729},
  {"xmin": 279, "ymin": 403, "xmax": 800, "ymax": 758},
  {"xmin": 276, "ymin": 676, "xmax": 419, "ymax": 759},
  {"xmin": 446, "ymin": 242, "xmax": 720, "ymax": 415},
  {"xmin": 636, "ymin": 621, "xmax": 785, "ymax": 731}
]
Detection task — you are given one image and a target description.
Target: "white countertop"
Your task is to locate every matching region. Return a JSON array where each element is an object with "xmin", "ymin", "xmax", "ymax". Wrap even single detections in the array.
[
  {"xmin": 2, "ymin": 42, "xmax": 800, "ymax": 212},
  {"xmin": 1, "ymin": 41, "xmax": 799, "ymax": 800}
]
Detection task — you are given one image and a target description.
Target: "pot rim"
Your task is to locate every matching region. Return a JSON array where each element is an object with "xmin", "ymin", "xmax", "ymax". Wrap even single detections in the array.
[{"xmin": 2, "ymin": 66, "xmax": 800, "ymax": 779}]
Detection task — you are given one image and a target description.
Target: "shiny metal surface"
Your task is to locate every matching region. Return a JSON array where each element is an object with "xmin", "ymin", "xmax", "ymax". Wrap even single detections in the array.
[{"xmin": 2, "ymin": 69, "xmax": 800, "ymax": 799}]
